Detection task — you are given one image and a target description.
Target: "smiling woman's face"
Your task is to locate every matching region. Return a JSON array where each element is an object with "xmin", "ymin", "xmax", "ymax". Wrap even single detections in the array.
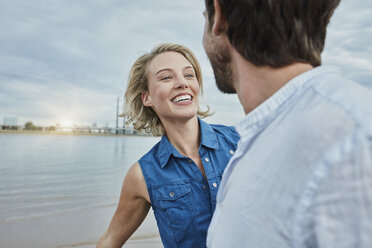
[{"xmin": 142, "ymin": 51, "xmax": 200, "ymax": 123}]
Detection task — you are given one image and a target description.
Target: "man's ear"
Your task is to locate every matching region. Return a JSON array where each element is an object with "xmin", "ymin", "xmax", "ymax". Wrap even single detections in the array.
[
  {"xmin": 212, "ymin": 0, "xmax": 227, "ymax": 36},
  {"xmin": 142, "ymin": 91, "xmax": 152, "ymax": 107}
]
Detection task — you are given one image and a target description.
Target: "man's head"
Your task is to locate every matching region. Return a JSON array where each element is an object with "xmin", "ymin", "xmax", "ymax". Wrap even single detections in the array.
[
  {"xmin": 203, "ymin": 0, "xmax": 340, "ymax": 87},
  {"xmin": 203, "ymin": 8, "xmax": 235, "ymax": 94}
]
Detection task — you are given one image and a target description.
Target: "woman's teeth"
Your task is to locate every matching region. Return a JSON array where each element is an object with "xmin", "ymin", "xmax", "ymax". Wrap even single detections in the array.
[{"xmin": 172, "ymin": 95, "xmax": 191, "ymax": 103}]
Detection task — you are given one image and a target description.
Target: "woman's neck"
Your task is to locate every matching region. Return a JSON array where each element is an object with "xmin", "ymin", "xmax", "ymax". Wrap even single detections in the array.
[{"xmin": 162, "ymin": 116, "xmax": 200, "ymax": 158}]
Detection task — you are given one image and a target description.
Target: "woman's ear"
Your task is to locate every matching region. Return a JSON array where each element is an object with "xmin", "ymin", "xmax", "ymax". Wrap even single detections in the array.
[
  {"xmin": 142, "ymin": 91, "xmax": 152, "ymax": 107},
  {"xmin": 212, "ymin": 0, "xmax": 227, "ymax": 36}
]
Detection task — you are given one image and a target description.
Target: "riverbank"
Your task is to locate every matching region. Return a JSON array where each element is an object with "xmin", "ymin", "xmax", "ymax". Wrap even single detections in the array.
[{"xmin": 0, "ymin": 129, "xmax": 151, "ymax": 137}]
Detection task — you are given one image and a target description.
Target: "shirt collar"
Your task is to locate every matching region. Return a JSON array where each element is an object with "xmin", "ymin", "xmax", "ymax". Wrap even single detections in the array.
[
  {"xmin": 158, "ymin": 118, "xmax": 219, "ymax": 168},
  {"xmin": 236, "ymin": 66, "xmax": 339, "ymax": 138},
  {"xmin": 158, "ymin": 135, "xmax": 183, "ymax": 168},
  {"xmin": 199, "ymin": 118, "xmax": 219, "ymax": 150}
]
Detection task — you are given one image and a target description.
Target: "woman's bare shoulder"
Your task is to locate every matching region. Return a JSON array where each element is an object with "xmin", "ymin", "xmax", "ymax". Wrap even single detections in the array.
[{"xmin": 123, "ymin": 161, "xmax": 150, "ymax": 202}]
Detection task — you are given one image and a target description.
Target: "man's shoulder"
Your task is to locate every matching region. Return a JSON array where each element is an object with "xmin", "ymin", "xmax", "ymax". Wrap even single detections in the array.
[{"xmin": 311, "ymin": 74, "xmax": 372, "ymax": 131}]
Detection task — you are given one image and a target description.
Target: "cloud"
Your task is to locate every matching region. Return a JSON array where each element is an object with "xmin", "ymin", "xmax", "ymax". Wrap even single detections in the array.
[
  {"xmin": 0, "ymin": 0, "xmax": 371, "ymax": 127},
  {"xmin": 0, "ymin": 0, "xmax": 213, "ymax": 126},
  {"xmin": 0, "ymin": 73, "xmax": 117, "ymax": 126},
  {"xmin": 323, "ymin": 0, "xmax": 372, "ymax": 87}
]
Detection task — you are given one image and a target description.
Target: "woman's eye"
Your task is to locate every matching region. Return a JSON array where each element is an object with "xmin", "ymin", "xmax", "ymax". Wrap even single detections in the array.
[
  {"xmin": 185, "ymin": 73, "xmax": 195, "ymax": 78},
  {"xmin": 160, "ymin": 75, "xmax": 172, "ymax": 80}
]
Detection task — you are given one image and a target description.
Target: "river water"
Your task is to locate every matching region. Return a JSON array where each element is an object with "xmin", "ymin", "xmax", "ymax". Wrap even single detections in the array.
[{"xmin": 0, "ymin": 133, "xmax": 162, "ymax": 248}]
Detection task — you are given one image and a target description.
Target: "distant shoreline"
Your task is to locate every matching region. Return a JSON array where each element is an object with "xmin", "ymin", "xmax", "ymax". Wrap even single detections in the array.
[{"xmin": 0, "ymin": 129, "xmax": 152, "ymax": 137}]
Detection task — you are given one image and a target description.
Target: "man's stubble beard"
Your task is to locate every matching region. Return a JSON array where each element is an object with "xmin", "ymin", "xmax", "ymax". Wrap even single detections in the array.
[{"xmin": 205, "ymin": 38, "xmax": 236, "ymax": 94}]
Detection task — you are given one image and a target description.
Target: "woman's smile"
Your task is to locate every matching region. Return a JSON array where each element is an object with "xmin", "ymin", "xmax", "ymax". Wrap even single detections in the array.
[{"xmin": 171, "ymin": 93, "xmax": 193, "ymax": 105}]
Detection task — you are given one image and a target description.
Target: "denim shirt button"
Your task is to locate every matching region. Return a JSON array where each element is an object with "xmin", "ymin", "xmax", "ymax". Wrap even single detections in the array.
[
  {"xmin": 203, "ymin": 185, "xmax": 207, "ymax": 189},
  {"xmin": 212, "ymin": 182, "xmax": 218, "ymax": 188},
  {"xmin": 169, "ymin": 192, "xmax": 175, "ymax": 197},
  {"xmin": 204, "ymin": 158, "xmax": 210, "ymax": 162},
  {"xmin": 229, "ymin": 150, "xmax": 235, "ymax": 155}
]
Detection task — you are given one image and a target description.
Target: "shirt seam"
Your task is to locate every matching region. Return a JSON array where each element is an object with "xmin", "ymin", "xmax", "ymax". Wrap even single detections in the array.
[{"xmin": 309, "ymin": 85, "xmax": 362, "ymax": 130}]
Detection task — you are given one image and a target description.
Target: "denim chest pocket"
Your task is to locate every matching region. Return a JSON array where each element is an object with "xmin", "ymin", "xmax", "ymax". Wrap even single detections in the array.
[{"xmin": 153, "ymin": 183, "xmax": 197, "ymax": 243}]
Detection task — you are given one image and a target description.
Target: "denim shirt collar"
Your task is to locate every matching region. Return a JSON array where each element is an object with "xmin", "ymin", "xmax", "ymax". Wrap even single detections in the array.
[
  {"xmin": 158, "ymin": 118, "xmax": 219, "ymax": 168},
  {"xmin": 236, "ymin": 66, "xmax": 339, "ymax": 139}
]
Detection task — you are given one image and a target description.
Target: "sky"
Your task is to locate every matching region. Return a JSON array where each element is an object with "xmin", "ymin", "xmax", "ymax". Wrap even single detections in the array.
[{"xmin": 0, "ymin": 0, "xmax": 371, "ymax": 128}]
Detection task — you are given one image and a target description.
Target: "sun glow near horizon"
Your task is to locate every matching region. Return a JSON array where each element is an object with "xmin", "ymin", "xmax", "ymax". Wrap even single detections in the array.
[{"xmin": 59, "ymin": 119, "xmax": 74, "ymax": 128}]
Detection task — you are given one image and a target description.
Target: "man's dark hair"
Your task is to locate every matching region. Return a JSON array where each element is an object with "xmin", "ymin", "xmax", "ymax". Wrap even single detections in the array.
[{"xmin": 205, "ymin": 0, "xmax": 341, "ymax": 67}]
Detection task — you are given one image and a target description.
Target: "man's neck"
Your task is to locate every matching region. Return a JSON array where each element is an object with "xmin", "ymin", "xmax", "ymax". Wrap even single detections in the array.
[{"xmin": 231, "ymin": 49, "xmax": 313, "ymax": 114}]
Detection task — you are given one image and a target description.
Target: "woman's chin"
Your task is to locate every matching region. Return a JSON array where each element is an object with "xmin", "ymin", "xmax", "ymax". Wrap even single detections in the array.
[{"xmin": 174, "ymin": 110, "xmax": 198, "ymax": 120}]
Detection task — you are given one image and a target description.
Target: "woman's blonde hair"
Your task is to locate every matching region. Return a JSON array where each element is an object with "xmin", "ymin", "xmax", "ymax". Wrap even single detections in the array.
[{"xmin": 123, "ymin": 43, "xmax": 211, "ymax": 136}]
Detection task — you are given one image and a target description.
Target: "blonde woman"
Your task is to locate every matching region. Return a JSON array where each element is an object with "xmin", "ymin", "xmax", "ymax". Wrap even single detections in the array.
[{"xmin": 97, "ymin": 43, "xmax": 239, "ymax": 248}]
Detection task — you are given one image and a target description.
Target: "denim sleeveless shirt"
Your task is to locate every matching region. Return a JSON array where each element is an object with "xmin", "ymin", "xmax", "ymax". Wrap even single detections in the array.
[{"xmin": 138, "ymin": 119, "xmax": 240, "ymax": 248}]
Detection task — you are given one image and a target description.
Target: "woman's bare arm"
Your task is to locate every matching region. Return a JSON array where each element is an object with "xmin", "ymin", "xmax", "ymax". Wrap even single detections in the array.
[{"xmin": 96, "ymin": 162, "xmax": 150, "ymax": 248}]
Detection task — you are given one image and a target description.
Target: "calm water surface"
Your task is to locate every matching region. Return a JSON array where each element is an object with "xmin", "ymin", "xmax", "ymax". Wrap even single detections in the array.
[{"xmin": 0, "ymin": 133, "xmax": 161, "ymax": 248}]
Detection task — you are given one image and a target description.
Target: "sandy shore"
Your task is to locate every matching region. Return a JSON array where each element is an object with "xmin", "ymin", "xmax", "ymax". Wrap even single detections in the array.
[
  {"xmin": 55, "ymin": 235, "xmax": 163, "ymax": 248},
  {"xmin": 125, "ymin": 236, "xmax": 163, "ymax": 248}
]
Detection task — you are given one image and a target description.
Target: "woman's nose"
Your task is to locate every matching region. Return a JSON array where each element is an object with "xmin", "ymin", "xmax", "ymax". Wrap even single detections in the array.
[{"xmin": 174, "ymin": 76, "xmax": 188, "ymax": 89}]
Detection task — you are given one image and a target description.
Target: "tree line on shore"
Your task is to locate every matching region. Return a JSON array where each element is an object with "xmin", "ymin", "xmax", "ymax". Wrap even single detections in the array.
[
  {"xmin": 1, "ymin": 122, "xmax": 57, "ymax": 131},
  {"xmin": 24, "ymin": 122, "xmax": 57, "ymax": 131}
]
